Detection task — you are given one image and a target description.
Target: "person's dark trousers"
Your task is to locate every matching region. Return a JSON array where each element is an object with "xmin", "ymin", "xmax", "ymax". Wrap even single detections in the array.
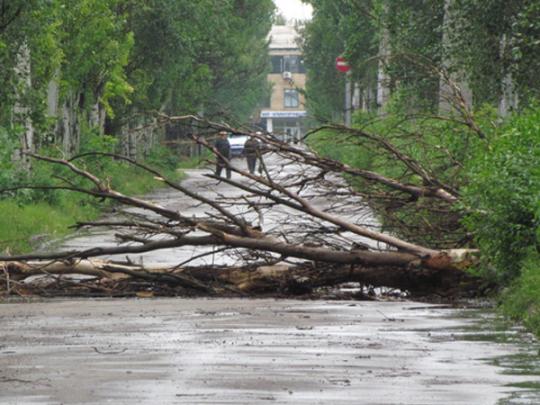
[
  {"xmin": 216, "ymin": 161, "xmax": 231, "ymax": 179},
  {"xmin": 247, "ymin": 156, "xmax": 257, "ymax": 174}
]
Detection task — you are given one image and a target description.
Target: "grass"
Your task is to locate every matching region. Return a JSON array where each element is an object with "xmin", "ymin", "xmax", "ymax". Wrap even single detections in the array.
[
  {"xmin": 0, "ymin": 199, "xmax": 99, "ymax": 253},
  {"xmin": 0, "ymin": 154, "xmax": 192, "ymax": 255},
  {"xmin": 501, "ymin": 252, "xmax": 540, "ymax": 337}
]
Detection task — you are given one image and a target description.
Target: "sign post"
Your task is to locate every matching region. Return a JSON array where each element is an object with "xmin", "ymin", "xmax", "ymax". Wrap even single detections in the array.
[{"xmin": 336, "ymin": 56, "xmax": 352, "ymax": 127}]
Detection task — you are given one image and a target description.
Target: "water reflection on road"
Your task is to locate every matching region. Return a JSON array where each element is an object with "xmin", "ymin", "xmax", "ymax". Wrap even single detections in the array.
[{"xmin": 0, "ymin": 299, "xmax": 539, "ymax": 404}]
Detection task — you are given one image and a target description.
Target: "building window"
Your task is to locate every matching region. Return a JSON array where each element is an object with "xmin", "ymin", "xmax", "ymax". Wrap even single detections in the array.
[
  {"xmin": 271, "ymin": 56, "xmax": 282, "ymax": 73},
  {"xmin": 283, "ymin": 55, "xmax": 299, "ymax": 73},
  {"xmin": 284, "ymin": 89, "xmax": 299, "ymax": 108},
  {"xmin": 271, "ymin": 55, "xmax": 306, "ymax": 74}
]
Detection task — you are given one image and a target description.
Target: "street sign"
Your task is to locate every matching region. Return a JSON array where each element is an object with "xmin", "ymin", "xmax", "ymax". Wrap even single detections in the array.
[{"xmin": 335, "ymin": 56, "xmax": 350, "ymax": 73}]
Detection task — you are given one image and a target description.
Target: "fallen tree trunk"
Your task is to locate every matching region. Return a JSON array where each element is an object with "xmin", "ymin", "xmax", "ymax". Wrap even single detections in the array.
[{"xmin": 1, "ymin": 254, "xmax": 482, "ymax": 298}]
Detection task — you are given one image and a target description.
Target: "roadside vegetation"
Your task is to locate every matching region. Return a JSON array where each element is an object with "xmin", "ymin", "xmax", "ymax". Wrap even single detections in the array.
[
  {"xmin": 302, "ymin": 0, "xmax": 540, "ymax": 335},
  {"xmin": 0, "ymin": 1, "xmax": 274, "ymax": 253},
  {"xmin": 307, "ymin": 106, "xmax": 540, "ymax": 334},
  {"xmin": 0, "ymin": 131, "xmax": 185, "ymax": 254}
]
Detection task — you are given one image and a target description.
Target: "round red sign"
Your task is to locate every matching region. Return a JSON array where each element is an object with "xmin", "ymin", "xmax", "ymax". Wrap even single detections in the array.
[{"xmin": 335, "ymin": 56, "xmax": 350, "ymax": 73}]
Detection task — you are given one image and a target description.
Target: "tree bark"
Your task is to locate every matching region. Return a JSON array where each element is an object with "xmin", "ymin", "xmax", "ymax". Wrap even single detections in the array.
[
  {"xmin": 1, "ymin": 256, "xmax": 481, "ymax": 298},
  {"xmin": 13, "ymin": 42, "xmax": 34, "ymax": 171},
  {"xmin": 439, "ymin": 0, "xmax": 473, "ymax": 114}
]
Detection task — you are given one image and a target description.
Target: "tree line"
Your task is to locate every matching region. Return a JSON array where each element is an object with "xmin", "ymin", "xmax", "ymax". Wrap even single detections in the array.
[
  {"xmin": 301, "ymin": 0, "xmax": 540, "ymax": 334},
  {"xmin": 0, "ymin": 0, "xmax": 274, "ymax": 164},
  {"xmin": 301, "ymin": 0, "xmax": 540, "ymax": 119}
]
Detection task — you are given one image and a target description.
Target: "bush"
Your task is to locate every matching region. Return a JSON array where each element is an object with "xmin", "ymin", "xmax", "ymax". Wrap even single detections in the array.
[
  {"xmin": 502, "ymin": 250, "xmax": 540, "ymax": 336},
  {"xmin": 145, "ymin": 144, "xmax": 181, "ymax": 171},
  {"xmin": 461, "ymin": 106, "xmax": 540, "ymax": 336},
  {"xmin": 462, "ymin": 107, "xmax": 540, "ymax": 283}
]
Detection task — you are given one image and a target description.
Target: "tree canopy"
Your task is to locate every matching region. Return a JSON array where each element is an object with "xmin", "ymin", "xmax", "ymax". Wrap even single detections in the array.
[{"xmin": 0, "ymin": 0, "xmax": 275, "ymax": 157}]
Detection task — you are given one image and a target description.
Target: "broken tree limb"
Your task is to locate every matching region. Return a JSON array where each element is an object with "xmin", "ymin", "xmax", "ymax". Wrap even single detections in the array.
[{"xmin": 1, "ymin": 259, "xmax": 214, "ymax": 293}]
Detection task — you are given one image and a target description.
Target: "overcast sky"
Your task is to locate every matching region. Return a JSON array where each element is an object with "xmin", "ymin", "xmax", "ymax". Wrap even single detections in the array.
[{"xmin": 274, "ymin": 0, "xmax": 313, "ymax": 21}]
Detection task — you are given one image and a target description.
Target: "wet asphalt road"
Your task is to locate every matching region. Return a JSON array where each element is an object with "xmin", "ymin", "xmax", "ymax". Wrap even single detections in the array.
[
  {"xmin": 1, "ymin": 298, "xmax": 540, "ymax": 405},
  {"xmin": 3, "ymin": 154, "xmax": 540, "ymax": 404}
]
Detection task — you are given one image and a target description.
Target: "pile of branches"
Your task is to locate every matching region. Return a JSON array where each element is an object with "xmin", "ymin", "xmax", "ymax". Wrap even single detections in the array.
[{"xmin": 0, "ymin": 114, "xmax": 483, "ymax": 299}]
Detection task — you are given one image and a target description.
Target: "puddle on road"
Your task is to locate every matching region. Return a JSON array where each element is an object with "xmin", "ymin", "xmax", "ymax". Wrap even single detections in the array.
[
  {"xmin": 437, "ymin": 308, "xmax": 540, "ymax": 404},
  {"xmin": 0, "ymin": 299, "xmax": 540, "ymax": 404}
]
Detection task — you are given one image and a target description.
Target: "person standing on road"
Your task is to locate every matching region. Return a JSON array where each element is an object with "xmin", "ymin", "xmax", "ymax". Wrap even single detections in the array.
[
  {"xmin": 244, "ymin": 132, "xmax": 260, "ymax": 174},
  {"xmin": 214, "ymin": 130, "xmax": 231, "ymax": 179}
]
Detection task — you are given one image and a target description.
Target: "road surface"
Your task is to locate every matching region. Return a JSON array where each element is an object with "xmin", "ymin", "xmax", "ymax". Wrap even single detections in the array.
[{"xmin": 1, "ymin": 298, "xmax": 539, "ymax": 404}]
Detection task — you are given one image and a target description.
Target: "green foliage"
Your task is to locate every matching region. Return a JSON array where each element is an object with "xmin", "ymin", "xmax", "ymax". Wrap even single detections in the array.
[
  {"xmin": 462, "ymin": 106, "xmax": 540, "ymax": 282},
  {"xmin": 0, "ymin": 198, "xmax": 99, "ymax": 254},
  {"xmin": 0, "ymin": 139, "xmax": 185, "ymax": 254},
  {"xmin": 1, "ymin": 1, "xmax": 274, "ymax": 159},
  {"xmin": 144, "ymin": 144, "xmax": 181, "ymax": 172},
  {"xmin": 307, "ymin": 103, "xmax": 489, "ymax": 247},
  {"xmin": 306, "ymin": 125, "xmax": 373, "ymax": 169},
  {"xmin": 303, "ymin": 0, "xmax": 540, "ymax": 335},
  {"xmin": 384, "ymin": 0, "xmax": 445, "ymax": 111},
  {"xmin": 501, "ymin": 250, "xmax": 540, "ymax": 336},
  {"xmin": 442, "ymin": 0, "xmax": 540, "ymax": 106},
  {"xmin": 109, "ymin": 0, "xmax": 274, "ymax": 131},
  {"xmin": 302, "ymin": 0, "xmax": 447, "ymax": 118},
  {"xmin": 301, "ymin": 0, "xmax": 378, "ymax": 121},
  {"xmin": 0, "ymin": 0, "xmax": 275, "ymax": 254}
]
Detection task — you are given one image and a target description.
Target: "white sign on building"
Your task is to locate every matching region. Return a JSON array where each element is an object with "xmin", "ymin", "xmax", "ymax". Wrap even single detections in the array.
[{"xmin": 260, "ymin": 111, "xmax": 307, "ymax": 118}]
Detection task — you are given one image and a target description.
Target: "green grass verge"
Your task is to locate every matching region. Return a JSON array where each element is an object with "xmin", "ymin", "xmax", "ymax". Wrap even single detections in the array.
[
  {"xmin": 501, "ymin": 251, "xmax": 540, "ymax": 337},
  {"xmin": 0, "ymin": 160, "xmax": 188, "ymax": 255},
  {"xmin": 0, "ymin": 199, "xmax": 100, "ymax": 253}
]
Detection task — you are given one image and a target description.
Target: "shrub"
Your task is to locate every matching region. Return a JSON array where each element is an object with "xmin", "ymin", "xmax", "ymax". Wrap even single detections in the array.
[
  {"xmin": 462, "ymin": 107, "xmax": 540, "ymax": 283},
  {"xmin": 145, "ymin": 144, "xmax": 181, "ymax": 171},
  {"xmin": 501, "ymin": 250, "xmax": 540, "ymax": 336}
]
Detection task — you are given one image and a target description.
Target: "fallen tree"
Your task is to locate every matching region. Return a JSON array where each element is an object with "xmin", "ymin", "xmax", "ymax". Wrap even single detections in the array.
[
  {"xmin": 2, "ymin": 257, "xmax": 479, "ymax": 298},
  {"xmin": 0, "ymin": 115, "xmax": 483, "ymax": 298}
]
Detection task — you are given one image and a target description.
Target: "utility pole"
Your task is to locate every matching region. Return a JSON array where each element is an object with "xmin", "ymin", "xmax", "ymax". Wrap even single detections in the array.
[
  {"xmin": 336, "ymin": 56, "xmax": 352, "ymax": 126},
  {"xmin": 344, "ymin": 70, "xmax": 352, "ymax": 127}
]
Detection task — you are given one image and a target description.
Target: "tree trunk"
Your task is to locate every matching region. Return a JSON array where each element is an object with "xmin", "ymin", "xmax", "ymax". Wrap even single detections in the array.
[
  {"xmin": 498, "ymin": 34, "xmax": 518, "ymax": 117},
  {"xmin": 2, "ymin": 257, "xmax": 482, "ymax": 298},
  {"xmin": 89, "ymin": 102, "xmax": 106, "ymax": 135},
  {"xmin": 377, "ymin": 20, "xmax": 391, "ymax": 111},
  {"xmin": 439, "ymin": 0, "xmax": 473, "ymax": 114},
  {"xmin": 13, "ymin": 42, "xmax": 34, "ymax": 171},
  {"xmin": 60, "ymin": 92, "xmax": 82, "ymax": 157}
]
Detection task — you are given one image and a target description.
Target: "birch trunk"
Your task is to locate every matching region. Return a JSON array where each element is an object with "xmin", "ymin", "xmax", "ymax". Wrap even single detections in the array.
[
  {"xmin": 13, "ymin": 42, "xmax": 34, "ymax": 171},
  {"xmin": 498, "ymin": 34, "xmax": 518, "ymax": 117},
  {"xmin": 438, "ymin": 0, "xmax": 473, "ymax": 114},
  {"xmin": 376, "ymin": 24, "xmax": 390, "ymax": 111}
]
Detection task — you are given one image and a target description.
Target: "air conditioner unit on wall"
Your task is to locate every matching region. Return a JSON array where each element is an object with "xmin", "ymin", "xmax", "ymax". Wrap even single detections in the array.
[{"xmin": 282, "ymin": 71, "xmax": 292, "ymax": 80}]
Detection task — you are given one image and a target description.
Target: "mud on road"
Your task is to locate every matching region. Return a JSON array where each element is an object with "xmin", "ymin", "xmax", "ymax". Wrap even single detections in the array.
[{"xmin": 1, "ymin": 298, "xmax": 539, "ymax": 404}]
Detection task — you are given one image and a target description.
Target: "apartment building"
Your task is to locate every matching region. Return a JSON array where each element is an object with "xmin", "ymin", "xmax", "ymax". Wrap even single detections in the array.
[{"xmin": 260, "ymin": 25, "xmax": 307, "ymax": 142}]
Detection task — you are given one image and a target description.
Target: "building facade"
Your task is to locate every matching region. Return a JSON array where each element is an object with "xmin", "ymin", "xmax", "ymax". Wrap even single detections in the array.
[{"xmin": 260, "ymin": 25, "xmax": 307, "ymax": 142}]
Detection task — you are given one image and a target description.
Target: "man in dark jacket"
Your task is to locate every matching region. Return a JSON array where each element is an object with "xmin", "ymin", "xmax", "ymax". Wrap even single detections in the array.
[
  {"xmin": 244, "ymin": 133, "xmax": 260, "ymax": 174},
  {"xmin": 214, "ymin": 131, "xmax": 231, "ymax": 179}
]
